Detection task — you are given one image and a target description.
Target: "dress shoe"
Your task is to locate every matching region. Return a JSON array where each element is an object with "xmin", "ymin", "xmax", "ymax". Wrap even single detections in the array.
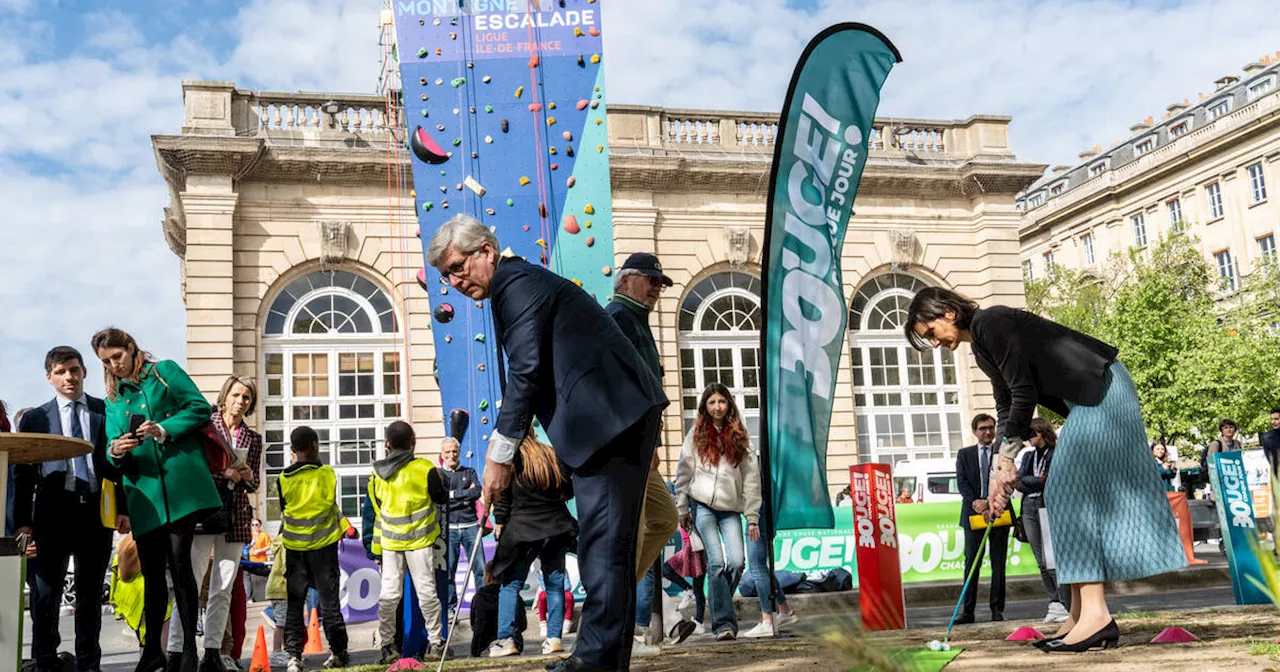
[
  {"xmin": 1042, "ymin": 619, "xmax": 1119, "ymax": 653},
  {"xmin": 133, "ymin": 650, "xmax": 167, "ymax": 672},
  {"xmin": 952, "ymin": 613, "xmax": 975, "ymax": 625},
  {"xmin": 1032, "ymin": 637, "xmax": 1061, "ymax": 651},
  {"xmin": 545, "ymin": 656, "xmax": 615, "ymax": 672},
  {"xmin": 199, "ymin": 649, "xmax": 228, "ymax": 672},
  {"xmin": 990, "ymin": 611, "xmax": 1005, "ymax": 622}
]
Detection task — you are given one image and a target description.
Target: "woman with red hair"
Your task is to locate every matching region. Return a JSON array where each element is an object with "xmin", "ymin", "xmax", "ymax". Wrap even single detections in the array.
[{"xmin": 673, "ymin": 383, "xmax": 761, "ymax": 641}]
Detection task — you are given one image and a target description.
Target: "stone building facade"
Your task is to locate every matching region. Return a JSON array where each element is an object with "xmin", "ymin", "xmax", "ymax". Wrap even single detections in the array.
[
  {"xmin": 1019, "ymin": 56, "xmax": 1280, "ymax": 290},
  {"xmin": 153, "ymin": 80, "xmax": 1043, "ymax": 520}
]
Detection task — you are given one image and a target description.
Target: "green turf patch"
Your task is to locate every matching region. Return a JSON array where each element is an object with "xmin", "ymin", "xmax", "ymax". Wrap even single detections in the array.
[
  {"xmin": 1115, "ymin": 610, "xmax": 1158, "ymax": 620},
  {"xmin": 1248, "ymin": 638, "xmax": 1280, "ymax": 661},
  {"xmin": 848, "ymin": 646, "xmax": 963, "ymax": 672}
]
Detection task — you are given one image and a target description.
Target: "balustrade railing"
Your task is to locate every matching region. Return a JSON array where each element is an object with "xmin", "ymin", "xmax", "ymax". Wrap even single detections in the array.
[{"xmin": 243, "ymin": 92, "xmax": 396, "ymax": 137}]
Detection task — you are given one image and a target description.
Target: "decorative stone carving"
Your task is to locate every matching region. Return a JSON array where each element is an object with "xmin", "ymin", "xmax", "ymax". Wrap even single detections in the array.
[
  {"xmin": 889, "ymin": 228, "xmax": 917, "ymax": 270},
  {"xmin": 318, "ymin": 221, "xmax": 351, "ymax": 265},
  {"xmin": 724, "ymin": 225, "xmax": 751, "ymax": 268}
]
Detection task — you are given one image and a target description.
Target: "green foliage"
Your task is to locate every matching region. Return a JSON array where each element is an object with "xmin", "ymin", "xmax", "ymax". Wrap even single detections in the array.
[{"xmin": 1022, "ymin": 234, "xmax": 1280, "ymax": 444}]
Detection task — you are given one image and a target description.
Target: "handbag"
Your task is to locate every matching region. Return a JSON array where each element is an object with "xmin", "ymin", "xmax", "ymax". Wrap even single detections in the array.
[
  {"xmin": 193, "ymin": 422, "xmax": 238, "ymax": 536},
  {"xmin": 1012, "ymin": 505, "xmax": 1028, "ymax": 543}
]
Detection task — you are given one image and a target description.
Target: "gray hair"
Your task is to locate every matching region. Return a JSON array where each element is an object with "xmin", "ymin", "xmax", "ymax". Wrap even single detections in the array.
[
  {"xmin": 216, "ymin": 374, "xmax": 258, "ymax": 417},
  {"xmin": 613, "ymin": 267, "xmax": 646, "ymax": 292},
  {"xmin": 426, "ymin": 214, "xmax": 499, "ymax": 267},
  {"xmin": 440, "ymin": 437, "xmax": 461, "ymax": 451}
]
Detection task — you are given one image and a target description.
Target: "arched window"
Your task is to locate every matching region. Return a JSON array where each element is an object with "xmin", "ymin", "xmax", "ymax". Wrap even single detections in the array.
[
  {"xmin": 259, "ymin": 270, "xmax": 404, "ymax": 528},
  {"xmin": 678, "ymin": 271, "xmax": 762, "ymax": 445},
  {"xmin": 848, "ymin": 273, "xmax": 965, "ymax": 467}
]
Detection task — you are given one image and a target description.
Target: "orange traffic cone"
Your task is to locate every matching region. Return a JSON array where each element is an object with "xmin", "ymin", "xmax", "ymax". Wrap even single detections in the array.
[
  {"xmin": 304, "ymin": 607, "xmax": 324, "ymax": 654},
  {"xmin": 249, "ymin": 624, "xmax": 271, "ymax": 672}
]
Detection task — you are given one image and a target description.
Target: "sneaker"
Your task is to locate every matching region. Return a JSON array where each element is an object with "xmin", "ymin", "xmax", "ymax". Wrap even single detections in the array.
[
  {"xmin": 742, "ymin": 621, "xmax": 774, "ymax": 639},
  {"xmin": 487, "ymin": 638, "xmax": 519, "ymax": 658},
  {"xmin": 321, "ymin": 651, "xmax": 350, "ymax": 669},
  {"xmin": 539, "ymin": 621, "xmax": 548, "ymax": 638},
  {"xmin": 286, "ymin": 658, "xmax": 305, "ymax": 672},
  {"xmin": 693, "ymin": 621, "xmax": 709, "ymax": 635},
  {"xmin": 427, "ymin": 643, "xmax": 454, "ymax": 660},
  {"xmin": 774, "ymin": 610, "xmax": 798, "ymax": 629},
  {"xmin": 541, "ymin": 637, "xmax": 564, "ymax": 655},
  {"xmin": 221, "ymin": 655, "xmax": 243, "ymax": 671},
  {"xmin": 677, "ymin": 590, "xmax": 696, "ymax": 611},
  {"xmin": 269, "ymin": 651, "xmax": 291, "ymax": 668},
  {"xmin": 632, "ymin": 641, "xmax": 662, "ymax": 658},
  {"xmin": 715, "ymin": 630, "xmax": 736, "ymax": 641},
  {"xmin": 1044, "ymin": 601, "xmax": 1070, "ymax": 624},
  {"xmin": 378, "ymin": 645, "xmax": 401, "ymax": 665}
]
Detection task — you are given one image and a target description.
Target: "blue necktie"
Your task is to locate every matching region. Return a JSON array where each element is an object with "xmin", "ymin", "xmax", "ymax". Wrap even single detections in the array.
[
  {"xmin": 979, "ymin": 446, "xmax": 989, "ymax": 498},
  {"xmin": 67, "ymin": 401, "xmax": 92, "ymax": 497}
]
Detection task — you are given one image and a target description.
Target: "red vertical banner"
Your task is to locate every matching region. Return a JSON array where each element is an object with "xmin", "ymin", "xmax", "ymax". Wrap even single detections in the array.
[{"xmin": 850, "ymin": 464, "xmax": 906, "ymax": 630}]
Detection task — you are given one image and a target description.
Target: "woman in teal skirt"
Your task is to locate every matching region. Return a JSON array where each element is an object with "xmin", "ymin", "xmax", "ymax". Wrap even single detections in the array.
[{"xmin": 906, "ymin": 288, "xmax": 1185, "ymax": 653}]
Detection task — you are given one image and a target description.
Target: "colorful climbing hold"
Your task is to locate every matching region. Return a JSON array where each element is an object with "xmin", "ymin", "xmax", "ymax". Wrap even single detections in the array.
[
  {"xmin": 481, "ymin": 417, "xmax": 489, "ymax": 425},
  {"xmin": 547, "ymin": 117, "xmax": 556, "ymax": 126},
  {"xmin": 436, "ymin": 78, "xmax": 443, "ymax": 85},
  {"xmin": 514, "ymin": 86, "xmax": 524, "ymax": 98},
  {"xmin": 577, "ymin": 99, "xmax": 590, "ymax": 111},
  {"xmin": 410, "ymin": 126, "xmax": 450, "ymax": 165},
  {"xmin": 433, "ymin": 303, "xmax": 455, "ymax": 323},
  {"xmin": 585, "ymin": 236, "xmax": 595, "ymax": 247},
  {"xmin": 486, "ymin": 208, "xmax": 496, "ymax": 215},
  {"xmin": 539, "ymin": 203, "xmax": 548, "ymax": 217},
  {"xmin": 451, "ymin": 77, "xmax": 466, "ymax": 87},
  {"xmin": 595, "ymin": 119, "xmax": 603, "ymax": 125},
  {"xmin": 435, "ymin": 48, "xmax": 442, "ymax": 55},
  {"xmin": 421, "ymin": 109, "xmax": 428, "ymax": 117},
  {"xmin": 550, "ymin": 163, "xmax": 559, "ymax": 170},
  {"xmin": 584, "ymin": 204, "xmax": 595, "ymax": 215},
  {"xmin": 602, "ymin": 266, "xmax": 612, "ymax": 276},
  {"xmin": 528, "ymin": 54, "xmax": 540, "ymax": 67},
  {"xmin": 444, "ymin": 335, "xmax": 452, "ymax": 342},
  {"xmin": 566, "ymin": 145, "xmax": 574, "ymax": 157},
  {"xmin": 573, "ymin": 27, "xmax": 584, "ymax": 37},
  {"xmin": 452, "ymin": 138, "xmax": 462, "ymax": 146},
  {"xmin": 422, "ymin": 202, "xmax": 433, "ymax": 211},
  {"xmin": 450, "ymin": 32, "xmax": 457, "ymax": 40},
  {"xmin": 500, "ymin": 119, "xmax": 509, "ymax": 132},
  {"xmin": 597, "ymin": 145, "xmax": 604, "ymax": 152},
  {"xmin": 548, "ymin": 102, "xmax": 557, "ymax": 110},
  {"xmin": 566, "ymin": 176, "xmax": 576, "ymax": 188},
  {"xmin": 591, "ymin": 100, "xmax": 600, "ymax": 109},
  {"xmin": 437, "ymin": 124, "xmax": 445, "ymax": 131},
  {"xmin": 528, "ymin": 103, "xmax": 543, "ymax": 112},
  {"xmin": 477, "ymin": 363, "xmax": 485, "ymax": 372},
  {"xmin": 572, "ymin": 279, "xmax": 583, "ymax": 287},
  {"xmin": 419, "ymin": 77, "xmax": 426, "ymax": 85},
  {"xmin": 585, "ymin": 221, "xmax": 592, "ymax": 228},
  {"xmin": 535, "ymin": 238, "xmax": 547, "ymax": 248},
  {"xmin": 464, "ymin": 176, "xmax": 486, "ymax": 196},
  {"xmin": 507, "ymin": 198, "xmax": 515, "ymax": 206},
  {"xmin": 523, "ymin": 225, "xmax": 530, "ymax": 231},
  {"xmin": 519, "ymin": 176, "xmax": 531, "ymax": 186},
  {"xmin": 577, "ymin": 54, "xmax": 585, "ymax": 67},
  {"xmin": 484, "ymin": 135, "xmax": 493, "ymax": 144},
  {"xmin": 474, "ymin": 333, "xmax": 486, "ymax": 343},
  {"xmin": 482, "ymin": 75, "xmax": 491, "ymax": 83},
  {"xmin": 563, "ymin": 214, "xmax": 580, "ymax": 234},
  {"xmin": 417, "ymin": 47, "xmax": 428, "ymax": 58},
  {"xmin": 589, "ymin": 26, "xmax": 601, "ymax": 36},
  {"xmin": 484, "ymin": 104, "xmax": 494, "ymax": 113},
  {"xmin": 590, "ymin": 54, "xmax": 601, "ymax": 64},
  {"xmin": 478, "ymin": 400, "xmax": 489, "ymax": 411},
  {"xmin": 563, "ymin": 131, "xmax": 573, "ymax": 141},
  {"xmin": 549, "ymin": 147, "xmax": 558, "ymax": 155}
]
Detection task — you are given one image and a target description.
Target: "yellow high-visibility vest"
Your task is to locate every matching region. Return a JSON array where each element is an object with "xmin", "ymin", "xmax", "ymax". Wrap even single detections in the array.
[
  {"xmin": 279, "ymin": 464, "xmax": 343, "ymax": 551},
  {"xmin": 369, "ymin": 456, "xmax": 440, "ymax": 552}
]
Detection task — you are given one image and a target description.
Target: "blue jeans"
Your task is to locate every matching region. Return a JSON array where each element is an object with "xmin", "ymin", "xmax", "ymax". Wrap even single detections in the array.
[
  {"xmin": 498, "ymin": 539, "xmax": 569, "ymax": 640},
  {"xmin": 634, "ymin": 562, "xmax": 660, "ymax": 627},
  {"xmin": 691, "ymin": 501, "xmax": 744, "ymax": 635},
  {"xmin": 446, "ymin": 524, "xmax": 486, "ymax": 609},
  {"xmin": 746, "ymin": 519, "xmax": 787, "ymax": 614}
]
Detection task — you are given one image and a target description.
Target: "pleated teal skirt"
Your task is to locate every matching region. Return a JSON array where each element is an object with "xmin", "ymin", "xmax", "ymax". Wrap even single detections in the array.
[{"xmin": 1044, "ymin": 360, "xmax": 1187, "ymax": 584}]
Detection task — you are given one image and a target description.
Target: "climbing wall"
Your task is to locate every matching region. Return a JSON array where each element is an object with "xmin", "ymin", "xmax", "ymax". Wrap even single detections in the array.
[{"xmin": 392, "ymin": 1, "xmax": 613, "ymax": 467}]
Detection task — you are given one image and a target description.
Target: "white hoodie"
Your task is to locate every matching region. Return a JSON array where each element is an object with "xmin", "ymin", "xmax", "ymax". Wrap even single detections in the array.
[{"xmin": 674, "ymin": 426, "xmax": 762, "ymax": 524}]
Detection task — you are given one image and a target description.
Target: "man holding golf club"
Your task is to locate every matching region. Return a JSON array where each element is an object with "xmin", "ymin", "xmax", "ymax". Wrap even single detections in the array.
[{"xmin": 427, "ymin": 215, "xmax": 668, "ymax": 672}]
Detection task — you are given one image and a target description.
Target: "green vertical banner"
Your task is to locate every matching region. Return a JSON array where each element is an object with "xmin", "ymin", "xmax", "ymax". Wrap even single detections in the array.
[{"xmin": 761, "ymin": 25, "xmax": 900, "ymax": 531}]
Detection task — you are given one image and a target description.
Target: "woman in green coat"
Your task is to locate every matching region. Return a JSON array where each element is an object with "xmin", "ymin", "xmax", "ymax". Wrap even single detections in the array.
[{"xmin": 95, "ymin": 327, "xmax": 222, "ymax": 672}]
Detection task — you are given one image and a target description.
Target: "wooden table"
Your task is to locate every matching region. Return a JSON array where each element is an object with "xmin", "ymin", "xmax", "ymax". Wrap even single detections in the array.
[{"xmin": 0, "ymin": 433, "xmax": 93, "ymax": 668}]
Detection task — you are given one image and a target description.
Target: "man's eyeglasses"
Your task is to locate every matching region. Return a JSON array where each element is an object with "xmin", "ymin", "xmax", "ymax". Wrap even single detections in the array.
[{"xmin": 438, "ymin": 251, "xmax": 478, "ymax": 285}]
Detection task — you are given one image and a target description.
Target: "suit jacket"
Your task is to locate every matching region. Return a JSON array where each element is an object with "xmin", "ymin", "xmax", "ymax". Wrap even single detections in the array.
[
  {"xmin": 969, "ymin": 306, "xmax": 1119, "ymax": 443},
  {"xmin": 955, "ymin": 444, "xmax": 994, "ymax": 529},
  {"xmin": 490, "ymin": 257, "xmax": 669, "ymax": 469},
  {"xmin": 14, "ymin": 395, "xmax": 127, "ymax": 529},
  {"xmin": 1016, "ymin": 448, "xmax": 1054, "ymax": 496}
]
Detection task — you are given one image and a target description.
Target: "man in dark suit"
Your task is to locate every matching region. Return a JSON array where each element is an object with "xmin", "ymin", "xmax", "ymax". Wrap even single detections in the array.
[
  {"xmin": 15, "ymin": 346, "xmax": 129, "ymax": 672},
  {"xmin": 954, "ymin": 413, "xmax": 1007, "ymax": 624},
  {"xmin": 427, "ymin": 215, "xmax": 668, "ymax": 672}
]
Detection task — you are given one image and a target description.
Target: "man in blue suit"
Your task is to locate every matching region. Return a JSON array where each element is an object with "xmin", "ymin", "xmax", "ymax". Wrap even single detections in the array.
[
  {"xmin": 427, "ymin": 215, "xmax": 668, "ymax": 672},
  {"xmin": 15, "ymin": 346, "xmax": 130, "ymax": 672}
]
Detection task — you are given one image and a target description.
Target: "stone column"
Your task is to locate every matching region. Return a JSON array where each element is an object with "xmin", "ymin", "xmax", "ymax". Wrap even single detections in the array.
[{"xmin": 180, "ymin": 175, "xmax": 238, "ymax": 398}]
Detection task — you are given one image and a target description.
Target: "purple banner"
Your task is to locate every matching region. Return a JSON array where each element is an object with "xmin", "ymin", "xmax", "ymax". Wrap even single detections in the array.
[{"xmin": 337, "ymin": 539, "xmax": 382, "ymax": 623}]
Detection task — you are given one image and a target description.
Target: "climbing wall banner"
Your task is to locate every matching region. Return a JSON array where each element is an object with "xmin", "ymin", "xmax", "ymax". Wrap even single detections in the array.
[
  {"xmin": 393, "ymin": 1, "xmax": 614, "ymax": 466},
  {"xmin": 759, "ymin": 24, "xmax": 901, "ymax": 530}
]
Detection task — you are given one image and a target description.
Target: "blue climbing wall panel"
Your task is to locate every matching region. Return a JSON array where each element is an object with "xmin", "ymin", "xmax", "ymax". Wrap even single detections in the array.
[{"xmin": 392, "ymin": 1, "xmax": 614, "ymax": 467}]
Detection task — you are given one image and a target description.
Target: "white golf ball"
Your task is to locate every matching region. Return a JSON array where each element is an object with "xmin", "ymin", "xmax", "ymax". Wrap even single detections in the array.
[
  {"xmin": 942, "ymin": 643, "xmax": 952, "ymax": 651},
  {"xmin": 927, "ymin": 640, "xmax": 941, "ymax": 651}
]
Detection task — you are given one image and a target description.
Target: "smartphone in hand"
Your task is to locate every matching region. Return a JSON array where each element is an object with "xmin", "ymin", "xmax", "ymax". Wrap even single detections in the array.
[{"xmin": 128, "ymin": 414, "xmax": 146, "ymax": 437}]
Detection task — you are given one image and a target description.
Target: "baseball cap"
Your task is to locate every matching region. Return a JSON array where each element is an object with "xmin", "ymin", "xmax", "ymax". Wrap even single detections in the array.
[{"xmin": 620, "ymin": 253, "xmax": 673, "ymax": 287}]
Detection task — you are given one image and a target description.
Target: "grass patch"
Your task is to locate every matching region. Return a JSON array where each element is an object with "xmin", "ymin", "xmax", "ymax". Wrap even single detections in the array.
[
  {"xmin": 1248, "ymin": 638, "xmax": 1280, "ymax": 661},
  {"xmin": 1114, "ymin": 610, "xmax": 1158, "ymax": 620}
]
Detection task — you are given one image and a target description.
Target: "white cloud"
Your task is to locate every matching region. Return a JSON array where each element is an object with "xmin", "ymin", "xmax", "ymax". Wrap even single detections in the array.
[
  {"xmin": 2, "ymin": 0, "xmax": 1279, "ymax": 411},
  {"xmin": 83, "ymin": 10, "xmax": 146, "ymax": 52}
]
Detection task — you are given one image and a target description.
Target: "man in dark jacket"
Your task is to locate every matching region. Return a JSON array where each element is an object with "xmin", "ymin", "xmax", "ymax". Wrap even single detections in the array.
[
  {"xmin": 955, "ymin": 413, "xmax": 1007, "ymax": 624},
  {"xmin": 427, "ymin": 215, "xmax": 668, "ymax": 672},
  {"xmin": 439, "ymin": 437, "xmax": 486, "ymax": 610},
  {"xmin": 606, "ymin": 253, "xmax": 690, "ymax": 646}
]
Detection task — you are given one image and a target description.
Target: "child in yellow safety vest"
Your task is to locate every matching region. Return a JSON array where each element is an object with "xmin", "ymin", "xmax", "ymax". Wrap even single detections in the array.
[
  {"xmin": 277, "ymin": 426, "xmax": 358, "ymax": 671},
  {"xmin": 368, "ymin": 420, "xmax": 450, "ymax": 663}
]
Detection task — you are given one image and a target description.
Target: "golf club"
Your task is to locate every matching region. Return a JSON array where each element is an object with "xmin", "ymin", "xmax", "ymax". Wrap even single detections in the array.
[{"xmin": 438, "ymin": 503, "xmax": 490, "ymax": 672}]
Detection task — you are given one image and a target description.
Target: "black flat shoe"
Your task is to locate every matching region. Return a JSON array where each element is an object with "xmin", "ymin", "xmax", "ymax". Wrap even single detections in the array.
[
  {"xmin": 953, "ymin": 613, "xmax": 975, "ymax": 625},
  {"xmin": 1033, "ymin": 637, "xmax": 1062, "ymax": 651},
  {"xmin": 1042, "ymin": 619, "xmax": 1118, "ymax": 653},
  {"xmin": 545, "ymin": 656, "xmax": 614, "ymax": 672}
]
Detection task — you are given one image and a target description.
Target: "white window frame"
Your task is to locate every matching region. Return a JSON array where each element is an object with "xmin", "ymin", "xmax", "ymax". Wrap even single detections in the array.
[
  {"xmin": 678, "ymin": 276, "xmax": 763, "ymax": 447},
  {"xmin": 1247, "ymin": 76, "xmax": 1275, "ymax": 101},
  {"xmin": 1131, "ymin": 213, "xmax": 1148, "ymax": 248},
  {"xmin": 850, "ymin": 287, "xmax": 966, "ymax": 466},
  {"xmin": 1169, "ymin": 118, "xmax": 1191, "ymax": 138},
  {"xmin": 1248, "ymin": 162, "xmax": 1268, "ymax": 203},
  {"xmin": 1027, "ymin": 192, "xmax": 1045, "ymax": 207},
  {"xmin": 1133, "ymin": 136, "xmax": 1155, "ymax": 156},
  {"xmin": 1082, "ymin": 233, "xmax": 1095, "ymax": 266},
  {"xmin": 1050, "ymin": 180, "xmax": 1067, "ymax": 196},
  {"xmin": 1260, "ymin": 235, "xmax": 1277, "ymax": 262},
  {"xmin": 1043, "ymin": 249, "xmax": 1055, "ymax": 275},
  {"xmin": 1089, "ymin": 159, "xmax": 1109, "ymax": 177},
  {"xmin": 1207, "ymin": 182, "xmax": 1225, "ymax": 219},
  {"xmin": 1022, "ymin": 259, "xmax": 1033, "ymax": 281},
  {"xmin": 1167, "ymin": 197, "xmax": 1183, "ymax": 231},
  {"xmin": 1207, "ymin": 98, "xmax": 1232, "ymax": 119},
  {"xmin": 1215, "ymin": 250, "xmax": 1237, "ymax": 292}
]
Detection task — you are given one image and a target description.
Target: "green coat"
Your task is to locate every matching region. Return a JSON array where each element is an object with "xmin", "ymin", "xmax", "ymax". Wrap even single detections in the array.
[{"xmin": 106, "ymin": 360, "xmax": 222, "ymax": 537}]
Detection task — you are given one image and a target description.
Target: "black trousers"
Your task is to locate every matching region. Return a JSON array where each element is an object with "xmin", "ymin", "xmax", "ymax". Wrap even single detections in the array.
[
  {"xmin": 136, "ymin": 516, "xmax": 199, "ymax": 659},
  {"xmin": 570, "ymin": 408, "xmax": 661, "ymax": 670},
  {"xmin": 961, "ymin": 525, "xmax": 1009, "ymax": 617},
  {"xmin": 284, "ymin": 544, "xmax": 348, "ymax": 658},
  {"xmin": 28, "ymin": 488, "xmax": 112, "ymax": 671}
]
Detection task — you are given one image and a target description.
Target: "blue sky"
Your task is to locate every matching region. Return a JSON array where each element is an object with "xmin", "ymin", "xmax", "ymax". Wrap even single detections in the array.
[{"xmin": 2, "ymin": 0, "xmax": 1279, "ymax": 411}]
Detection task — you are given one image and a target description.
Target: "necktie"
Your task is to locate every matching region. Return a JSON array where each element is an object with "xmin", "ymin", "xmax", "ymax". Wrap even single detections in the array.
[
  {"xmin": 67, "ymin": 401, "xmax": 93, "ymax": 497},
  {"xmin": 979, "ymin": 446, "xmax": 989, "ymax": 498}
]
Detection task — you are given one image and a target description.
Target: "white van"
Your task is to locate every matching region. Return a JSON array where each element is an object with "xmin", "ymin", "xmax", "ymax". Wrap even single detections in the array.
[{"xmin": 892, "ymin": 458, "xmax": 962, "ymax": 504}]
